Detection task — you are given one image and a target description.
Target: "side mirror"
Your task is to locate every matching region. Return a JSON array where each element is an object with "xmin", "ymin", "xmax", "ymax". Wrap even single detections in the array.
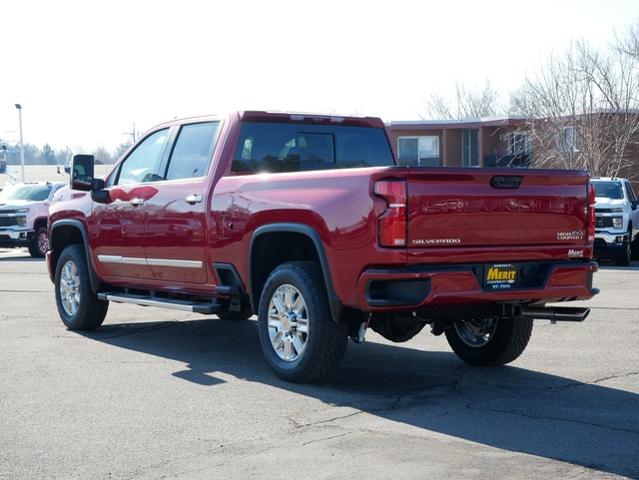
[
  {"xmin": 632, "ymin": 200, "xmax": 638, "ymax": 211},
  {"xmin": 70, "ymin": 155, "xmax": 95, "ymax": 191}
]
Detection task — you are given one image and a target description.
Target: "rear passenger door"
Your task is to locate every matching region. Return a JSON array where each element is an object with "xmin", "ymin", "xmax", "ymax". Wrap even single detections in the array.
[{"xmin": 144, "ymin": 121, "xmax": 221, "ymax": 284}]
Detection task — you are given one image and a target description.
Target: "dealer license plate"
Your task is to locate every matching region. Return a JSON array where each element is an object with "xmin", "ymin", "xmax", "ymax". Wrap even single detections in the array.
[{"xmin": 485, "ymin": 264, "xmax": 517, "ymax": 290}]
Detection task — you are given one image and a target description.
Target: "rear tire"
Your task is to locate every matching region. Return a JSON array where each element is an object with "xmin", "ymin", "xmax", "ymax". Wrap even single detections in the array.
[
  {"xmin": 445, "ymin": 317, "xmax": 533, "ymax": 366},
  {"xmin": 28, "ymin": 226, "xmax": 48, "ymax": 258},
  {"xmin": 55, "ymin": 244, "xmax": 108, "ymax": 330},
  {"xmin": 257, "ymin": 261, "xmax": 347, "ymax": 383}
]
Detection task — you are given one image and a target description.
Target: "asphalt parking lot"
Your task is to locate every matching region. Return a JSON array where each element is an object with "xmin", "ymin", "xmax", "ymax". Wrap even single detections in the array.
[{"xmin": 1, "ymin": 248, "xmax": 638, "ymax": 480}]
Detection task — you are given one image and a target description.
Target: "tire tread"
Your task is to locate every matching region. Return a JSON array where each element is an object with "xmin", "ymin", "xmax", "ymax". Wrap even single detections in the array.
[
  {"xmin": 258, "ymin": 261, "xmax": 347, "ymax": 383},
  {"xmin": 55, "ymin": 244, "xmax": 108, "ymax": 330},
  {"xmin": 445, "ymin": 317, "xmax": 533, "ymax": 366}
]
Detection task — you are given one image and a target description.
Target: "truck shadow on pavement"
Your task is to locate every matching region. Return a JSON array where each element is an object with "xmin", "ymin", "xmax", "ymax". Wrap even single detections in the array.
[{"xmin": 81, "ymin": 318, "xmax": 639, "ymax": 478}]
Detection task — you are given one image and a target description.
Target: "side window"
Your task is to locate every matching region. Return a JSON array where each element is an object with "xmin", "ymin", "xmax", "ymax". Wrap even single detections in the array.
[
  {"xmin": 116, "ymin": 129, "xmax": 170, "ymax": 185},
  {"xmin": 165, "ymin": 122, "xmax": 220, "ymax": 180},
  {"xmin": 625, "ymin": 182, "xmax": 637, "ymax": 202}
]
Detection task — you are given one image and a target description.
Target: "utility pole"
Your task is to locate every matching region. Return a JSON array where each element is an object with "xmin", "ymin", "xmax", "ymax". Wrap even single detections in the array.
[
  {"xmin": 15, "ymin": 104, "xmax": 25, "ymax": 182},
  {"xmin": 122, "ymin": 122, "xmax": 136, "ymax": 144}
]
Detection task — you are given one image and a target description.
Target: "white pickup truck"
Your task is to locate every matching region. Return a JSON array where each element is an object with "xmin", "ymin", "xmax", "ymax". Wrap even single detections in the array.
[
  {"xmin": 0, "ymin": 182, "xmax": 65, "ymax": 257},
  {"xmin": 591, "ymin": 177, "xmax": 639, "ymax": 266}
]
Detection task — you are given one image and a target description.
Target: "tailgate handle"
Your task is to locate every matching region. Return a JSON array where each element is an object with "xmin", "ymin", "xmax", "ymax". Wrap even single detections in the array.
[{"xmin": 491, "ymin": 175, "xmax": 523, "ymax": 189}]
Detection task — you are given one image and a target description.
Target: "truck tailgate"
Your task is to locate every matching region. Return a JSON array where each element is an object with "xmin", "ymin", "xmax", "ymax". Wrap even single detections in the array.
[{"xmin": 406, "ymin": 168, "xmax": 589, "ymax": 249}]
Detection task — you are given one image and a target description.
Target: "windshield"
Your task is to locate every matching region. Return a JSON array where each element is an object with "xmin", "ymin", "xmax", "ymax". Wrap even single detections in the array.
[
  {"xmin": 591, "ymin": 181, "xmax": 624, "ymax": 200},
  {"xmin": 0, "ymin": 185, "xmax": 52, "ymax": 202}
]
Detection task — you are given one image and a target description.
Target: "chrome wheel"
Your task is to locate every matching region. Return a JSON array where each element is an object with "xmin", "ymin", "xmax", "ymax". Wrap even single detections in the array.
[
  {"xmin": 59, "ymin": 259, "xmax": 81, "ymax": 316},
  {"xmin": 267, "ymin": 284, "xmax": 309, "ymax": 362},
  {"xmin": 454, "ymin": 318, "xmax": 498, "ymax": 348},
  {"xmin": 37, "ymin": 230, "xmax": 48, "ymax": 255}
]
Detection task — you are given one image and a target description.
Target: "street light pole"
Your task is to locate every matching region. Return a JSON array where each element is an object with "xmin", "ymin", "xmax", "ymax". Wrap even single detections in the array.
[{"xmin": 15, "ymin": 104, "xmax": 25, "ymax": 182}]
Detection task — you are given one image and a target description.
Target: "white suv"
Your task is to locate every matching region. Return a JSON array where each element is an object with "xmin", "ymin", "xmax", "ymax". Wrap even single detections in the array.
[{"xmin": 591, "ymin": 177, "xmax": 639, "ymax": 266}]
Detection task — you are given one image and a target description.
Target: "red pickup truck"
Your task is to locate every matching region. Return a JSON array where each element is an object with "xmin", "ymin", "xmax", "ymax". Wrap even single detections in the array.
[{"xmin": 47, "ymin": 111, "xmax": 598, "ymax": 382}]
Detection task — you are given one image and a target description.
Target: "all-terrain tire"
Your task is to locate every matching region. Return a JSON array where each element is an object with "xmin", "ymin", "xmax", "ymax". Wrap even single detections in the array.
[
  {"xmin": 54, "ymin": 244, "xmax": 108, "ymax": 330},
  {"xmin": 445, "ymin": 317, "xmax": 533, "ymax": 366},
  {"xmin": 257, "ymin": 261, "xmax": 347, "ymax": 383}
]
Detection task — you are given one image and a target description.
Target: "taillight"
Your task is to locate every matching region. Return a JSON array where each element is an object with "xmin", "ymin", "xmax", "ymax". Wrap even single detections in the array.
[
  {"xmin": 587, "ymin": 183, "xmax": 596, "ymax": 242},
  {"xmin": 374, "ymin": 179, "xmax": 407, "ymax": 247}
]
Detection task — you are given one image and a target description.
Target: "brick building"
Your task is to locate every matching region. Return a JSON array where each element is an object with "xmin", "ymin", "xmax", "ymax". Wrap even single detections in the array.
[
  {"xmin": 386, "ymin": 117, "xmax": 530, "ymax": 169},
  {"xmin": 386, "ymin": 116, "xmax": 639, "ymax": 187}
]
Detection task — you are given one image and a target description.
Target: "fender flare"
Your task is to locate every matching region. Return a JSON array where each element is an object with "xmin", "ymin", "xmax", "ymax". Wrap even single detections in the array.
[
  {"xmin": 248, "ymin": 223, "xmax": 342, "ymax": 321},
  {"xmin": 49, "ymin": 219, "xmax": 102, "ymax": 294}
]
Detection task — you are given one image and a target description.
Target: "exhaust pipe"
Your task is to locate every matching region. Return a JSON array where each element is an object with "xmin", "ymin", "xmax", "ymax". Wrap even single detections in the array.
[{"xmin": 520, "ymin": 306, "xmax": 590, "ymax": 322}]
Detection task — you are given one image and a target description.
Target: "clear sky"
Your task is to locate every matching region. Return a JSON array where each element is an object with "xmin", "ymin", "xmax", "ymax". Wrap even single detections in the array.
[{"xmin": 1, "ymin": 0, "xmax": 637, "ymax": 151}]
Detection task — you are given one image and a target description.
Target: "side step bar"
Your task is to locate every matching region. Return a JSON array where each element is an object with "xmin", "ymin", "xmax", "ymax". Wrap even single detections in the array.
[
  {"xmin": 520, "ymin": 306, "xmax": 590, "ymax": 322},
  {"xmin": 97, "ymin": 292, "xmax": 222, "ymax": 314}
]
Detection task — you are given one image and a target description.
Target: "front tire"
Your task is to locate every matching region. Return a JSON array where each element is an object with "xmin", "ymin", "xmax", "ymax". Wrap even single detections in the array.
[
  {"xmin": 55, "ymin": 244, "xmax": 108, "ymax": 330},
  {"xmin": 257, "ymin": 261, "xmax": 347, "ymax": 383},
  {"xmin": 29, "ymin": 226, "xmax": 48, "ymax": 258},
  {"xmin": 616, "ymin": 229, "xmax": 632, "ymax": 266},
  {"xmin": 445, "ymin": 316, "xmax": 533, "ymax": 366}
]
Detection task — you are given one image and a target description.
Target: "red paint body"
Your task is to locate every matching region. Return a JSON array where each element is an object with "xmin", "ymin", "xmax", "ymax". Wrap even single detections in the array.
[{"xmin": 47, "ymin": 112, "xmax": 597, "ymax": 313}]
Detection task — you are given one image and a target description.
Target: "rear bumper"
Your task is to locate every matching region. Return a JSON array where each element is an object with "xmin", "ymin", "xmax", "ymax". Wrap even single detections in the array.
[{"xmin": 356, "ymin": 261, "xmax": 598, "ymax": 312}]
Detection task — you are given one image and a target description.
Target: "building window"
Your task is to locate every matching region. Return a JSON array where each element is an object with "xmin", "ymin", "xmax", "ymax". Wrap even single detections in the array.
[
  {"xmin": 397, "ymin": 136, "xmax": 440, "ymax": 166},
  {"xmin": 507, "ymin": 132, "xmax": 531, "ymax": 156},
  {"xmin": 461, "ymin": 129, "xmax": 479, "ymax": 167},
  {"xmin": 562, "ymin": 126, "xmax": 580, "ymax": 152}
]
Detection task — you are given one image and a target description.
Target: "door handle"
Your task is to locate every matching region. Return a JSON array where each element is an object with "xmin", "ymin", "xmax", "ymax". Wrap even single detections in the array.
[
  {"xmin": 185, "ymin": 194, "xmax": 203, "ymax": 205},
  {"xmin": 129, "ymin": 198, "xmax": 144, "ymax": 206}
]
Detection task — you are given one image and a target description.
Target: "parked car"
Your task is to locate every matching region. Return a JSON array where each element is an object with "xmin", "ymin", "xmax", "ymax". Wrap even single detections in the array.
[
  {"xmin": 590, "ymin": 177, "xmax": 639, "ymax": 266},
  {"xmin": 0, "ymin": 182, "xmax": 66, "ymax": 257},
  {"xmin": 47, "ymin": 112, "xmax": 597, "ymax": 382}
]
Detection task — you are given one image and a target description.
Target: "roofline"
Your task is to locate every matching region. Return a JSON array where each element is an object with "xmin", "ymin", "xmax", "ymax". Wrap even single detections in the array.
[
  {"xmin": 388, "ymin": 115, "xmax": 528, "ymax": 129},
  {"xmin": 240, "ymin": 110, "xmax": 386, "ymax": 128},
  {"xmin": 149, "ymin": 111, "xmax": 386, "ymax": 131},
  {"xmin": 152, "ymin": 114, "xmax": 224, "ymax": 129}
]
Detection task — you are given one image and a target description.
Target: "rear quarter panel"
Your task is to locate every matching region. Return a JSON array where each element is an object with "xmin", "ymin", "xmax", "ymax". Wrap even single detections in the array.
[{"xmin": 210, "ymin": 167, "xmax": 406, "ymax": 307}]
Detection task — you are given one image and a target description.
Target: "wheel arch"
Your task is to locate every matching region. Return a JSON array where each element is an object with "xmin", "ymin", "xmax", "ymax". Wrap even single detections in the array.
[
  {"xmin": 248, "ymin": 223, "xmax": 342, "ymax": 322},
  {"xmin": 33, "ymin": 216, "xmax": 48, "ymax": 230},
  {"xmin": 49, "ymin": 219, "xmax": 102, "ymax": 293}
]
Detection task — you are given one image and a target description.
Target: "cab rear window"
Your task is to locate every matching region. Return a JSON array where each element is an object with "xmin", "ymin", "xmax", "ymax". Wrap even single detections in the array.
[{"xmin": 232, "ymin": 122, "xmax": 394, "ymax": 173}]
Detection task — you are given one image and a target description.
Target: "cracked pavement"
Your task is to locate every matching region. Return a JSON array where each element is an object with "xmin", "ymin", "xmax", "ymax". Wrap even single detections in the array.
[{"xmin": 0, "ymin": 249, "xmax": 638, "ymax": 479}]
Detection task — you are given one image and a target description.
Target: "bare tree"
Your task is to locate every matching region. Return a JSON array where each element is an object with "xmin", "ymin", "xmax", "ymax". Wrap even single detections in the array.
[
  {"xmin": 91, "ymin": 146, "xmax": 115, "ymax": 165},
  {"xmin": 423, "ymin": 80, "xmax": 504, "ymax": 120},
  {"xmin": 511, "ymin": 30, "xmax": 639, "ymax": 179}
]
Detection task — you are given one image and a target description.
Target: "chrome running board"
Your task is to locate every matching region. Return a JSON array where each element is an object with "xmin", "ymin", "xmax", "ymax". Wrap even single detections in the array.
[{"xmin": 97, "ymin": 292, "xmax": 221, "ymax": 314}]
